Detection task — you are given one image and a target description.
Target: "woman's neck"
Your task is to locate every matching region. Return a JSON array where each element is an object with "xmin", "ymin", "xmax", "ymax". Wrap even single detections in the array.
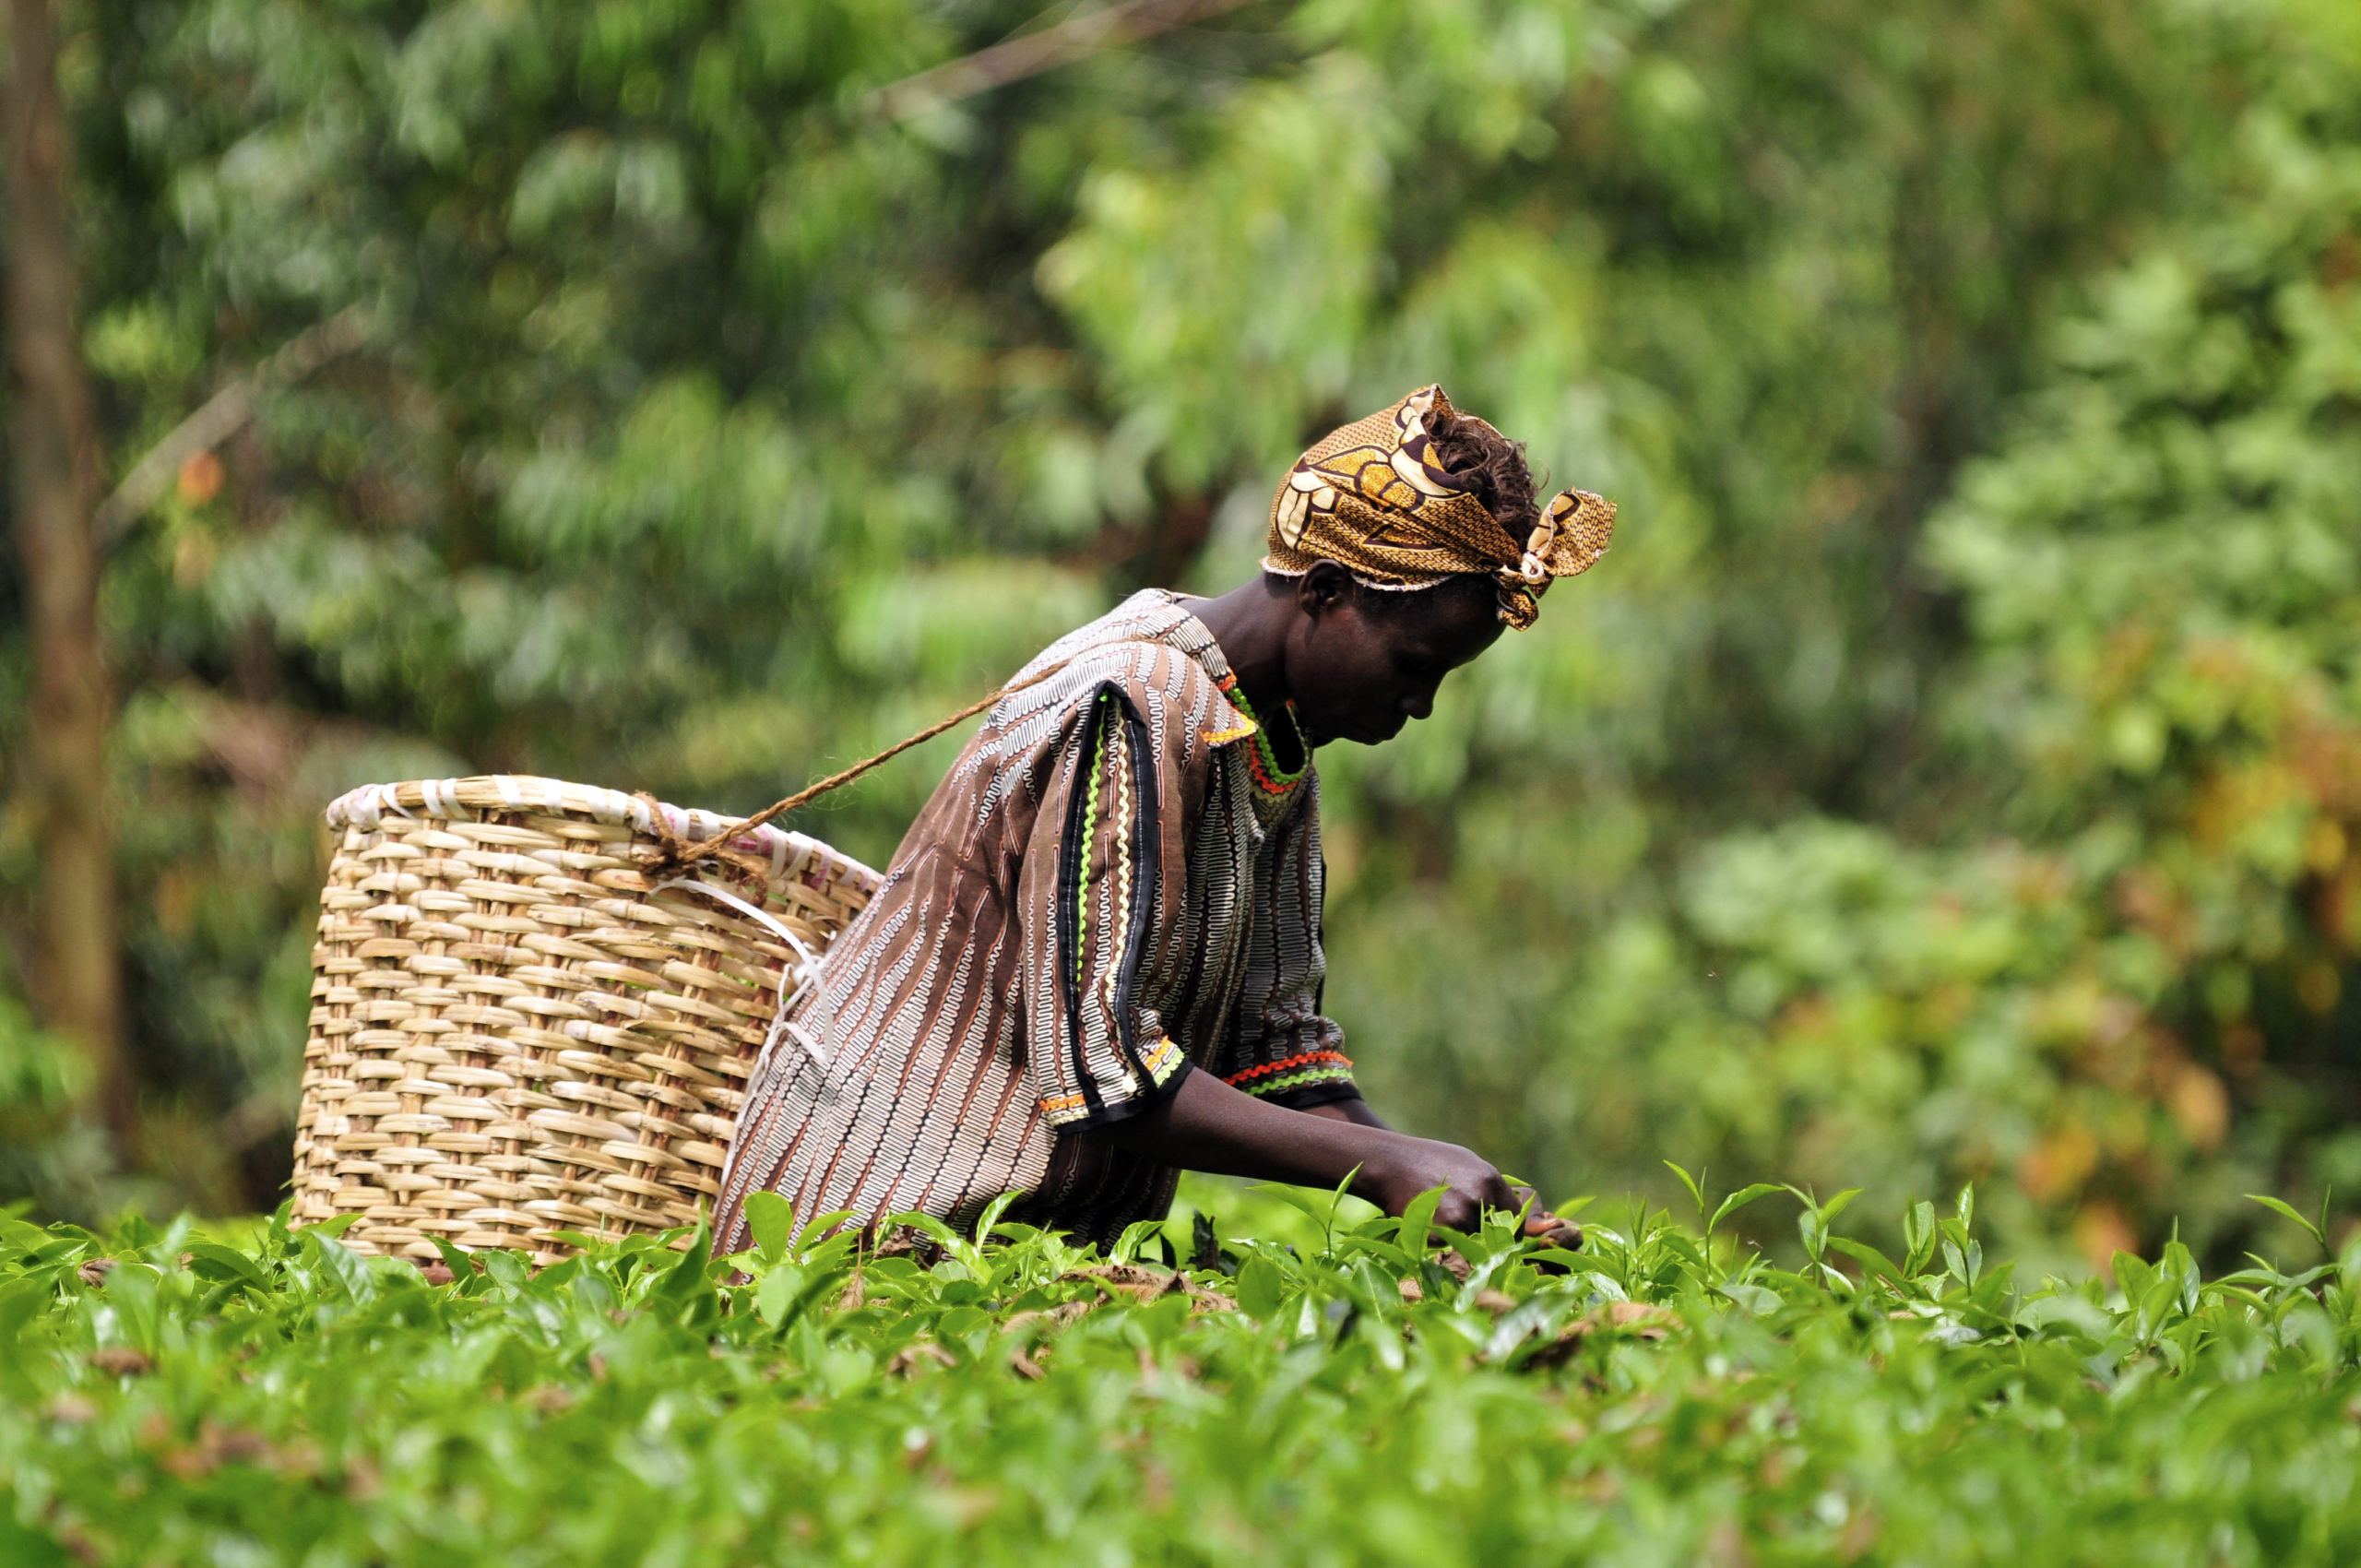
[{"xmin": 1177, "ymin": 579, "xmax": 1308, "ymax": 766}]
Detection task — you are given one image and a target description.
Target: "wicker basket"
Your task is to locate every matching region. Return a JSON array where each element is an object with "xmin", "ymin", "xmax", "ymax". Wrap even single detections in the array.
[{"xmin": 291, "ymin": 776, "xmax": 880, "ymax": 1264}]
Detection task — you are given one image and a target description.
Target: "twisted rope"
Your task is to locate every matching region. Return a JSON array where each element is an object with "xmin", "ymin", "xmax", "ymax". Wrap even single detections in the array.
[{"xmin": 637, "ymin": 657, "xmax": 1080, "ymax": 877}]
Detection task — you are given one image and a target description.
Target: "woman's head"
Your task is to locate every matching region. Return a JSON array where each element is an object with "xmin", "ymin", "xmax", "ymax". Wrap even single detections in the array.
[
  {"xmin": 1275, "ymin": 410, "xmax": 1538, "ymax": 743},
  {"xmin": 1252, "ymin": 383, "xmax": 1612, "ymax": 745}
]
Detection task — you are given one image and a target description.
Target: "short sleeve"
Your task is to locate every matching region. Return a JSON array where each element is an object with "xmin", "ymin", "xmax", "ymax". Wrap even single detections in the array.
[
  {"xmin": 1213, "ymin": 771, "xmax": 1359, "ymax": 1109},
  {"xmin": 1020, "ymin": 677, "xmax": 1194, "ymax": 1128}
]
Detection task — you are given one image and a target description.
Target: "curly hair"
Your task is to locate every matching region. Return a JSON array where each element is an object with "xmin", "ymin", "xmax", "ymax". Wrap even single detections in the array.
[{"xmin": 1423, "ymin": 406, "xmax": 1540, "ymax": 542}]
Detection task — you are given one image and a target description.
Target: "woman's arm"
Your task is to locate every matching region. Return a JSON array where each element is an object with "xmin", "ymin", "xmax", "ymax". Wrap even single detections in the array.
[
  {"xmin": 1302, "ymin": 1095, "xmax": 1391, "ymax": 1130},
  {"xmin": 1082, "ymin": 1067, "xmax": 1520, "ymax": 1230}
]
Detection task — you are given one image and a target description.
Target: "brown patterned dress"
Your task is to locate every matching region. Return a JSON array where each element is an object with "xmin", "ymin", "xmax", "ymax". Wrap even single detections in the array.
[{"xmin": 713, "ymin": 590, "xmax": 1359, "ymax": 1250}]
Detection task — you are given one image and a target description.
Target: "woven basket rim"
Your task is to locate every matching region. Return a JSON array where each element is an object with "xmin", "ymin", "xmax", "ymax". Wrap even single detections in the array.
[{"xmin": 323, "ymin": 775, "xmax": 883, "ymax": 895}]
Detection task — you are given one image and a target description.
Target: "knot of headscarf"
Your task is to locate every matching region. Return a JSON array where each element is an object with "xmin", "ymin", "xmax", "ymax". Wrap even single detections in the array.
[{"xmin": 1263, "ymin": 385, "xmax": 1615, "ymax": 630}]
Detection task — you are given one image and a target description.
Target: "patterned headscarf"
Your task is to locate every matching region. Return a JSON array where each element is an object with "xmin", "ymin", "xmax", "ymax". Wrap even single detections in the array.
[{"xmin": 1264, "ymin": 385, "xmax": 1615, "ymax": 630}]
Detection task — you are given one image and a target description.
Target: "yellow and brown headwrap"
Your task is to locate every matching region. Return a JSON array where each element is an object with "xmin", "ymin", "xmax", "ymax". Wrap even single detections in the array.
[{"xmin": 1264, "ymin": 385, "xmax": 1615, "ymax": 630}]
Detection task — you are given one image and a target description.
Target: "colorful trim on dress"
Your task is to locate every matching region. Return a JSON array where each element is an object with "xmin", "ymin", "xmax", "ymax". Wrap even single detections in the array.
[
  {"xmin": 1133, "ymin": 1033, "xmax": 1185, "ymax": 1085},
  {"xmin": 1040, "ymin": 1034, "xmax": 1186, "ymax": 1126},
  {"xmin": 1214, "ymin": 674, "xmax": 1308, "ymax": 797},
  {"xmin": 1075, "ymin": 695, "xmax": 1111, "ymax": 992},
  {"xmin": 1045, "ymin": 689, "xmax": 1187, "ymax": 1129},
  {"xmin": 1224, "ymin": 1048, "xmax": 1354, "ymax": 1098}
]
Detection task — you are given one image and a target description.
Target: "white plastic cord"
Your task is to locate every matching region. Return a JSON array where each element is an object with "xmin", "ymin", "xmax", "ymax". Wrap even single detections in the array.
[{"xmin": 651, "ymin": 878, "xmax": 830, "ymax": 1068}]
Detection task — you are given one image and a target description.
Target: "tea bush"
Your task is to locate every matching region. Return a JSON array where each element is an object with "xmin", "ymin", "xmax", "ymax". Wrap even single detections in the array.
[{"xmin": 4, "ymin": 1175, "xmax": 2357, "ymax": 1566}]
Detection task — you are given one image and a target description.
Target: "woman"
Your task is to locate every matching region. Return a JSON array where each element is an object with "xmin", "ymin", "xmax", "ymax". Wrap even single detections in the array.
[{"xmin": 715, "ymin": 386, "xmax": 1612, "ymax": 1252}]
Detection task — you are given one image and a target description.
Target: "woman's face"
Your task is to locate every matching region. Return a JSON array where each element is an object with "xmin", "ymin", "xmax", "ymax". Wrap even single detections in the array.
[{"xmin": 1283, "ymin": 566, "xmax": 1505, "ymax": 747}]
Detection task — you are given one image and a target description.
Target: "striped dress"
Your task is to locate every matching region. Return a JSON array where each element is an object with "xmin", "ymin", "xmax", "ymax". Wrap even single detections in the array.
[{"xmin": 714, "ymin": 590, "xmax": 1358, "ymax": 1250}]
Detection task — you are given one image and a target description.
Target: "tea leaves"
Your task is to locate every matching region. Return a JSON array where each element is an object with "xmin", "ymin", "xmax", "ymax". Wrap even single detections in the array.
[{"xmin": 4, "ymin": 1188, "xmax": 2358, "ymax": 1565}]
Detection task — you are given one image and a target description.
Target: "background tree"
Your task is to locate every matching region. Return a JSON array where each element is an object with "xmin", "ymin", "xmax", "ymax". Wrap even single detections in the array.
[
  {"xmin": 5, "ymin": 0, "xmax": 129, "ymax": 1164},
  {"xmin": 3, "ymin": 0, "xmax": 2356, "ymax": 1271}
]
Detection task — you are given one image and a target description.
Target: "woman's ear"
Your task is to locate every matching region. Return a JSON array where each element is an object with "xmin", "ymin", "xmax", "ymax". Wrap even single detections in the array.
[{"xmin": 1295, "ymin": 561, "xmax": 1356, "ymax": 622}]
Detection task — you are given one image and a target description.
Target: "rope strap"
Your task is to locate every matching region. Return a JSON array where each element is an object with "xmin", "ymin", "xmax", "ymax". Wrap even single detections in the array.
[{"xmin": 636, "ymin": 655, "xmax": 1079, "ymax": 877}]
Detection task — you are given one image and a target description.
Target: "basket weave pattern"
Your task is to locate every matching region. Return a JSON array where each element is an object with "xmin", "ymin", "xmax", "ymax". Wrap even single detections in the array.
[{"xmin": 291, "ymin": 777, "xmax": 879, "ymax": 1263}]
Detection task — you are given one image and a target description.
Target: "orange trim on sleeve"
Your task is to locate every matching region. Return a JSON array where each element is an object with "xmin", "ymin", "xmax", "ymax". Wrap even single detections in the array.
[{"xmin": 1222, "ymin": 1049, "xmax": 1354, "ymax": 1087}]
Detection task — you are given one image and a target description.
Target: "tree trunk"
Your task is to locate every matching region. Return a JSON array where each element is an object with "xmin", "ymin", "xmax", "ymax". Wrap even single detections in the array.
[{"xmin": 5, "ymin": 0, "xmax": 133, "ymax": 1158}]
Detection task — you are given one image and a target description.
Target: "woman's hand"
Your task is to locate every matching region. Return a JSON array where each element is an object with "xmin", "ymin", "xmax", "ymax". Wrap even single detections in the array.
[
  {"xmin": 1356, "ymin": 1137, "xmax": 1583, "ymax": 1245},
  {"xmin": 1353, "ymin": 1134, "xmax": 1522, "ymax": 1230}
]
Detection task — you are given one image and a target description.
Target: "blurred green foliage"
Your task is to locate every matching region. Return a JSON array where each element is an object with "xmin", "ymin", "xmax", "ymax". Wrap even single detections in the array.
[{"xmin": 5, "ymin": 0, "xmax": 2360, "ymax": 1270}]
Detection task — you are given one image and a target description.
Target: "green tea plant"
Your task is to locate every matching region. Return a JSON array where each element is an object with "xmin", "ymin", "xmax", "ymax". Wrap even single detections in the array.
[{"xmin": 4, "ymin": 1175, "xmax": 2357, "ymax": 1566}]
